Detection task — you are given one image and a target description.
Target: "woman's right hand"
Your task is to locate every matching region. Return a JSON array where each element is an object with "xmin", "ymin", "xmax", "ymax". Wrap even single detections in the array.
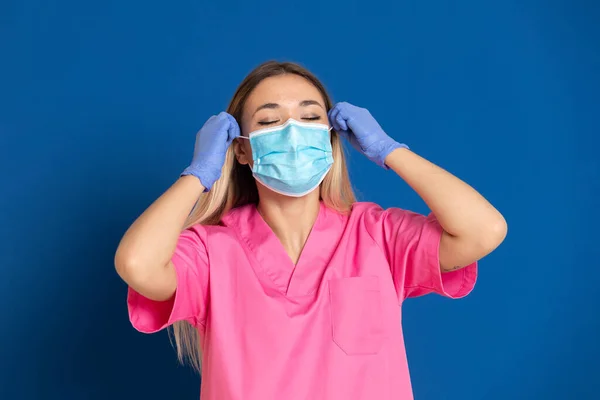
[{"xmin": 181, "ymin": 112, "xmax": 240, "ymax": 190}]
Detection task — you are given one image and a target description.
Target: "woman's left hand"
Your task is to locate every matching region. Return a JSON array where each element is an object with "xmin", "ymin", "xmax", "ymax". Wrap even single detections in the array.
[{"xmin": 328, "ymin": 102, "xmax": 408, "ymax": 168}]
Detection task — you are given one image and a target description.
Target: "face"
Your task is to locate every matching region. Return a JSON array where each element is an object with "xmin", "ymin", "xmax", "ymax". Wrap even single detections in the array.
[{"xmin": 234, "ymin": 74, "xmax": 329, "ymax": 167}]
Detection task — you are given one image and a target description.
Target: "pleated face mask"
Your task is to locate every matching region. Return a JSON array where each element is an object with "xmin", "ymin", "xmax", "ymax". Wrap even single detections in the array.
[{"xmin": 238, "ymin": 118, "xmax": 334, "ymax": 197}]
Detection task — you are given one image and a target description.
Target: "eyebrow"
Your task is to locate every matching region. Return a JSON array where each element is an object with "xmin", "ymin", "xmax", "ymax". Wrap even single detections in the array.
[
  {"xmin": 253, "ymin": 99, "xmax": 324, "ymax": 116},
  {"xmin": 299, "ymin": 99, "xmax": 324, "ymax": 109}
]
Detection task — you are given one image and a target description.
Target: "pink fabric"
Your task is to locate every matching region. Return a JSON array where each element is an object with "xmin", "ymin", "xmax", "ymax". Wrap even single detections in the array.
[{"xmin": 127, "ymin": 202, "xmax": 477, "ymax": 400}]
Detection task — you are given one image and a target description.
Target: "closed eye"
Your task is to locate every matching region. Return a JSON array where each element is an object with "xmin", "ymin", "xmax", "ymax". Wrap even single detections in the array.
[
  {"xmin": 257, "ymin": 115, "xmax": 322, "ymax": 126},
  {"xmin": 257, "ymin": 120, "xmax": 280, "ymax": 126},
  {"xmin": 303, "ymin": 116, "xmax": 322, "ymax": 121}
]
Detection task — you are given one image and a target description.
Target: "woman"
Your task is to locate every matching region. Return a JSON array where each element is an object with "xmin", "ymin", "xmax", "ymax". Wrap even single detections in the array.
[{"xmin": 115, "ymin": 61, "xmax": 507, "ymax": 400}]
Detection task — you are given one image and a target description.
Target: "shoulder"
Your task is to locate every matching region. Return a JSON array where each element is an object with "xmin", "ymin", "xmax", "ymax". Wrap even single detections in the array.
[
  {"xmin": 349, "ymin": 202, "xmax": 426, "ymax": 222},
  {"xmin": 349, "ymin": 201, "xmax": 384, "ymax": 215},
  {"xmin": 348, "ymin": 201, "xmax": 390, "ymax": 224},
  {"xmin": 347, "ymin": 202, "xmax": 433, "ymax": 235},
  {"xmin": 337, "ymin": 202, "xmax": 389, "ymax": 241},
  {"xmin": 179, "ymin": 211, "xmax": 246, "ymax": 249},
  {"xmin": 186, "ymin": 223, "xmax": 240, "ymax": 241}
]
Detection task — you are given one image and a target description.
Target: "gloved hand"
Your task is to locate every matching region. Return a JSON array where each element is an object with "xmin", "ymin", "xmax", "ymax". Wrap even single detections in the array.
[
  {"xmin": 181, "ymin": 112, "xmax": 240, "ymax": 191},
  {"xmin": 328, "ymin": 102, "xmax": 408, "ymax": 169}
]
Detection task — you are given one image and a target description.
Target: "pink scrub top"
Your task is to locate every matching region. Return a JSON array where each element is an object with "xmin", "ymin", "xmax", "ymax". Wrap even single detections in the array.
[{"xmin": 127, "ymin": 202, "xmax": 477, "ymax": 400}]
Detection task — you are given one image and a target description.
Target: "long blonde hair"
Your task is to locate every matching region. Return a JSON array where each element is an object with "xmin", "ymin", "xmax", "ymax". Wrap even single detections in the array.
[{"xmin": 171, "ymin": 60, "xmax": 356, "ymax": 373}]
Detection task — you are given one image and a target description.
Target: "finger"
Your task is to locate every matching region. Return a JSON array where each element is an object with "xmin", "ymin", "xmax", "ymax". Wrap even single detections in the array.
[
  {"xmin": 225, "ymin": 113, "xmax": 241, "ymax": 140},
  {"xmin": 204, "ymin": 114, "xmax": 219, "ymax": 127},
  {"xmin": 328, "ymin": 107, "xmax": 341, "ymax": 131},
  {"xmin": 334, "ymin": 112, "xmax": 348, "ymax": 132},
  {"xmin": 215, "ymin": 111, "xmax": 230, "ymax": 123},
  {"xmin": 336, "ymin": 103, "xmax": 360, "ymax": 132},
  {"xmin": 329, "ymin": 106, "xmax": 349, "ymax": 132}
]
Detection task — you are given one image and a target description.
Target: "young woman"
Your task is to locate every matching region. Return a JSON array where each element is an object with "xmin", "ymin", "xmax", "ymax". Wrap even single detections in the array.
[{"xmin": 115, "ymin": 61, "xmax": 507, "ymax": 400}]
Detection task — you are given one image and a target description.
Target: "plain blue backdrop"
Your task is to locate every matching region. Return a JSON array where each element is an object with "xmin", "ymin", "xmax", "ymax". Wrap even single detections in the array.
[{"xmin": 1, "ymin": 0, "xmax": 598, "ymax": 399}]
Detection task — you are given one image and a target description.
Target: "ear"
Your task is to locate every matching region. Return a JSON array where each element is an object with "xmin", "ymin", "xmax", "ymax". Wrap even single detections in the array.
[{"xmin": 233, "ymin": 138, "xmax": 251, "ymax": 166}]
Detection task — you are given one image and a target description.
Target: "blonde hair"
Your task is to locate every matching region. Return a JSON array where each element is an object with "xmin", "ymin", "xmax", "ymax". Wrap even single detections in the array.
[{"xmin": 170, "ymin": 60, "xmax": 356, "ymax": 373}]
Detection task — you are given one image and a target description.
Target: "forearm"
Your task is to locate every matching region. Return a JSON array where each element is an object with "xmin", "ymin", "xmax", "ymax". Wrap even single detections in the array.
[
  {"xmin": 115, "ymin": 175, "xmax": 204, "ymax": 273},
  {"xmin": 385, "ymin": 147, "xmax": 506, "ymax": 248}
]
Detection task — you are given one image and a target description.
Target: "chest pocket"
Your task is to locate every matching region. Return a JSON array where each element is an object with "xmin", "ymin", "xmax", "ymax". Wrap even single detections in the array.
[{"xmin": 328, "ymin": 276, "xmax": 385, "ymax": 355}]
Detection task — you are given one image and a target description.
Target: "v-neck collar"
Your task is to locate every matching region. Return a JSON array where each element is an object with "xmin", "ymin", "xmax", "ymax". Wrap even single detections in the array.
[{"xmin": 221, "ymin": 202, "xmax": 345, "ymax": 297}]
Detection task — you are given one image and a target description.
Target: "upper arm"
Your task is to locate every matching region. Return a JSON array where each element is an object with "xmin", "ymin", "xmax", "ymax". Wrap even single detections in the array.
[
  {"xmin": 439, "ymin": 230, "xmax": 482, "ymax": 273},
  {"xmin": 122, "ymin": 260, "xmax": 178, "ymax": 302},
  {"xmin": 439, "ymin": 221, "xmax": 506, "ymax": 273},
  {"xmin": 364, "ymin": 205, "xmax": 477, "ymax": 301},
  {"xmin": 127, "ymin": 225, "xmax": 210, "ymax": 333}
]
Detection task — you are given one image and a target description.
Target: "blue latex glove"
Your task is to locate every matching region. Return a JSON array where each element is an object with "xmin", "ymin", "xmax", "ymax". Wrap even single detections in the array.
[
  {"xmin": 328, "ymin": 102, "xmax": 408, "ymax": 169},
  {"xmin": 181, "ymin": 112, "xmax": 240, "ymax": 190}
]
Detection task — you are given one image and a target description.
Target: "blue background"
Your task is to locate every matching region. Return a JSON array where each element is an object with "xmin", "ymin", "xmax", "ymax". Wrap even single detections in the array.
[{"xmin": 1, "ymin": 0, "xmax": 598, "ymax": 399}]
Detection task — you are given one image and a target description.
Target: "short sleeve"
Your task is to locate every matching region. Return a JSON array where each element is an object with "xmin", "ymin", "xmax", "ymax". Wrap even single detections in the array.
[
  {"xmin": 363, "ymin": 204, "xmax": 477, "ymax": 302},
  {"xmin": 127, "ymin": 224, "xmax": 210, "ymax": 333}
]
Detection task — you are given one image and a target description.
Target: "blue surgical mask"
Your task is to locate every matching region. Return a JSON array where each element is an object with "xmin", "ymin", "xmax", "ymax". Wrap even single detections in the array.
[{"xmin": 239, "ymin": 119, "xmax": 334, "ymax": 197}]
